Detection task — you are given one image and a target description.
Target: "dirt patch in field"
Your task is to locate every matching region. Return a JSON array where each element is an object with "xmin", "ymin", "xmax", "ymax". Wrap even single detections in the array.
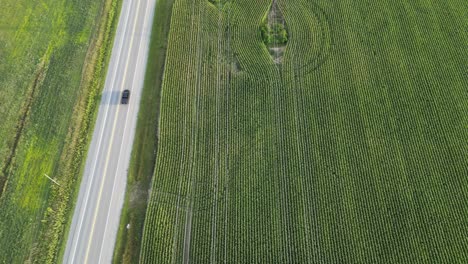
[
  {"xmin": 129, "ymin": 182, "xmax": 149, "ymax": 208},
  {"xmin": 231, "ymin": 54, "xmax": 242, "ymax": 73},
  {"xmin": 269, "ymin": 47, "xmax": 286, "ymax": 64}
]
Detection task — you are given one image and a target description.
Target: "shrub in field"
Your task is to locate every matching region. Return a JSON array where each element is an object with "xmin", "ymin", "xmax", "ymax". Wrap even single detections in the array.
[
  {"xmin": 209, "ymin": 0, "xmax": 230, "ymax": 8},
  {"xmin": 260, "ymin": 23, "xmax": 288, "ymax": 45}
]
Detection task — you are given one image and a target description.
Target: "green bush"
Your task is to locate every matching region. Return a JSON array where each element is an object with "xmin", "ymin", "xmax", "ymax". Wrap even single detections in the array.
[{"xmin": 260, "ymin": 23, "xmax": 288, "ymax": 45}]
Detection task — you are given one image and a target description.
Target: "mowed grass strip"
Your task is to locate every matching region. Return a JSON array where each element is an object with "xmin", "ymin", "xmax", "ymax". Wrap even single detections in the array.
[
  {"xmin": 0, "ymin": 0, "xmax": 121, "ymax": 262},
  {"xmin": 139, "ymin": 0, "xmax": 467, "ymax": 263}
]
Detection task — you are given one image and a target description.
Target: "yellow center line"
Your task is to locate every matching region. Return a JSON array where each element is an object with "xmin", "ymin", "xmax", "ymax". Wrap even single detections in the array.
[{"xmin": 83, "ymin": 0, "xmax": 143, "ymax": 262}]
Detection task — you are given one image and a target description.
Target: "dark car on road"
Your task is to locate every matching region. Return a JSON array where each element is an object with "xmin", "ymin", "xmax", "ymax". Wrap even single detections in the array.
[{"xmin": 121, "ymin": 89, "xmax": 130, "ymax": 104}]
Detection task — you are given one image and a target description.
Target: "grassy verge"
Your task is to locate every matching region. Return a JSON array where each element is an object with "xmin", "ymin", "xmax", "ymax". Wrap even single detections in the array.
[{"xmin": 112, "ymin": 0, "xmax": 175, "ymax": 262}]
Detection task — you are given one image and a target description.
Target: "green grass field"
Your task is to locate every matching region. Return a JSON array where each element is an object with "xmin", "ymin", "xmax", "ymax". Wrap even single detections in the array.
[
  {"xmin": 138, "ymin": 0, "xmax": 467, "ymax": 262},
  {"xmin": 0, "ymin": 0, "xmax": 119, "ymax": 262}
]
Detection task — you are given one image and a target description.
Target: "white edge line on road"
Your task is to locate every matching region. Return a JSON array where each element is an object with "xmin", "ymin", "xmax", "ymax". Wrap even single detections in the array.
[{"xmin": 67, "ymin": 0, "xmax": 133, "ymax": 262}]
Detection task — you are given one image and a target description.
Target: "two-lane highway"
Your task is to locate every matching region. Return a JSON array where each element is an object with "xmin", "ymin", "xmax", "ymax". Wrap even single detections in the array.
[{"xmin": 63, "ymin": 0, "xmax": 156, "ymax": 263}]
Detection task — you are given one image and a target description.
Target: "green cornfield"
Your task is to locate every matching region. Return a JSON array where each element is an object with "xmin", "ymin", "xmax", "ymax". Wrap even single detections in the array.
[{"xmin": 139, "ymin": 0, "xmax": 467, "ymax": 262}]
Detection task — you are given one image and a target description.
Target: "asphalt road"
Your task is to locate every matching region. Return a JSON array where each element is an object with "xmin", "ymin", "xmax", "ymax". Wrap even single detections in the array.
[{"xmin": 63, "ymin": 0, "xmax": 156, "ymax": 263}]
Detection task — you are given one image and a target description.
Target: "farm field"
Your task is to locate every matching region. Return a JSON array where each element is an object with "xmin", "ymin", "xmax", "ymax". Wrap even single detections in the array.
[
  {"xmin": 0, "ymin": 0, "xmax": 119, "ymax": 262},
  {"xmin": 138, "ymin": 0, "xmax": 467, "ymax": 263}
]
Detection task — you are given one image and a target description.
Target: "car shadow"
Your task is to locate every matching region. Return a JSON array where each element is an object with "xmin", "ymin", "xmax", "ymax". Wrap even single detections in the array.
[{"xmin": 101, "ymin": 90, "xmax": 122, "ymax": 105}]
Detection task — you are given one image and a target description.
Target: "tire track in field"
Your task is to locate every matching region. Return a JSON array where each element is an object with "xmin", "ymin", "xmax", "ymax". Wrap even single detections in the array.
[
  {"xmin": 280, "ymin": 1, "xmax": 332, "ymax": 261},
  {"xmin": 289, "ymin": 48, "xmax": 319, "ymax": 264},
  {"xmin": 268, "ymin": 0, "xmax": 294, "ymax": 261},
  {"xmin": 272, "ymin": 79, "xmax": 293, "ymax": 263},
  {"xmin": 287, "ymin": 58, "xmax": 313, "ymax": 263},
  {"xmin": 279, "ymin": 1, "xmax": 322, "ymax": 262},
  {"xmin": 183, "ymin": 1, "xmax": 205, "ymax": 262},
  {"xmin": 292, "ymin": 1, "xmax": 332, "ymax": 77},
  {"xmin": 210, "ymin": 5, "xmax": 223, "ymax": 263},
  {"xmin": 171, "ymin": 0, "xmax": 200, "ymax": 262},
  {"xmin": 223, "ymin": 2, "xmax": 233, "ymax": 262}
]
